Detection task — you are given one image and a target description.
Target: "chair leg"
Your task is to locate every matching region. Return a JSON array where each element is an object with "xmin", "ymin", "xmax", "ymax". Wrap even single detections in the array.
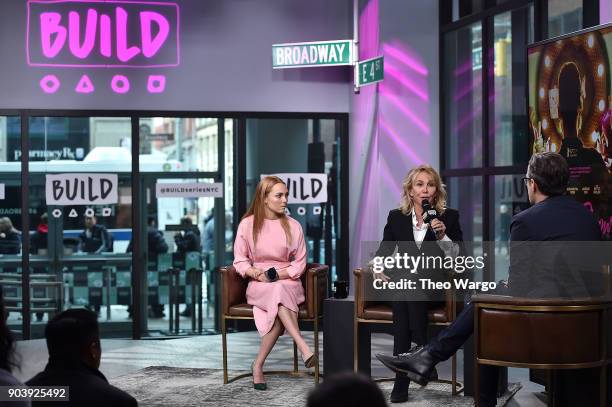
[
  {"xmin": 314, "ymin": 316, "xmax": 320, "ymax": 384},
  {"xmin": 354, "ymin": 319, "xmax": 359, "ymax": 372},
  {"xmin": 474, "ymin": 361, "xmax": 480, "ymax": 407},
  {"xmin": 452, "ymin": 353, "xmax": 457, "ymax": 395},
  {"xmin": 222, "ymin": 316, "xmax": 228, "ymax": 384},
  {"xmin": 293, "ymin": 341, "xmax": 298, "ymax": 373},
  {"xmin": 547, "ymin": 371, "xmax": 554, "ymax": 407},
  {"xmin": 600, "ymin": 365, "xmax": 606, "ymax": 407}
]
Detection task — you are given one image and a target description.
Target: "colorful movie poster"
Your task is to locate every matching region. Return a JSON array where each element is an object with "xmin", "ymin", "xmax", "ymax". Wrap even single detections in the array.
[{"xmin": 528, "ymin": 23, "xmax": 612, "ymax": 239}]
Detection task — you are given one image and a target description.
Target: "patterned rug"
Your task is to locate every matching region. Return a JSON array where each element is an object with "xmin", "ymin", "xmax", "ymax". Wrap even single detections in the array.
[{"xmin": 111, "ymin": 366, "xmax": 522, "ymax": 407}]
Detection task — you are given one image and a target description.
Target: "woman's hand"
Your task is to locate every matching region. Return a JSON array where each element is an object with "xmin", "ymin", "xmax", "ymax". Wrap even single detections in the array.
[
  {"xmin": 248, "ymin": 267, "xmax": 268, "ymax": 282},
  {"xmin": 430, "ymin": 219, "xmax": 446, "ymax": 240}
]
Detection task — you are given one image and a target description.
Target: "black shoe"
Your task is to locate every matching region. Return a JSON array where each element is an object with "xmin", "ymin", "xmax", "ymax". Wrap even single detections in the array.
[
  {"xmin": 390, "ymin": 373, "xmax": 409, "ymax": 403},
  {"xmin": 376, "ymin": 346, "xmax": 438, "ymax": 386}
]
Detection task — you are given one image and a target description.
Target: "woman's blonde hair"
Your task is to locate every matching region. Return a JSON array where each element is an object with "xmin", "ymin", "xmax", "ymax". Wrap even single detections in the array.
[
  {"xmin": 399, "ymin": 165, "xmax": 447, "ymax": 215},
  {"xmin": 242, "ymin": 176, "xmax": 292, "ymax": 247}
]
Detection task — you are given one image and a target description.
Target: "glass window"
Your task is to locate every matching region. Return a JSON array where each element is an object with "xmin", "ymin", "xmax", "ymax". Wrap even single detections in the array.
[
  {"xmin": 444, "ymin": 22, "xmax": 483, "ymax": 169},
  {"xmin": 27, "ymin": 116, "xmax": 133, "ymax": 338},
  {"xmin": 548, "ymin": 0, "xmax": 582, "ymax": 38},
  {"xmin": 492, "ymin": 174, "xmax": 530, "ymax": 281},
  {"xmin": 0, "ymin": 116, "xmax": 23, "ymax": 337},
  {"xmin": 447, "ymin": 176, "xmax": 483, "ymax": 244},
  {"xmin": 491, "ymin": 7, "xmax": 533, "ymax": 166},
  {"xmin": 139, "ymin": 118, "xmax": 219, "ymax": 172},
  {"xmin": 245, "ymin": 118, "xmax": 342, "ymax": 281}
]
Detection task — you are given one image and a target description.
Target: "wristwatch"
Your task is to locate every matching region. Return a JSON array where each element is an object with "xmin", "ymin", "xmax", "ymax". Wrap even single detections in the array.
[{"xmin": 265, "ymin": 267, "xmax": 279, "ymax": 282}]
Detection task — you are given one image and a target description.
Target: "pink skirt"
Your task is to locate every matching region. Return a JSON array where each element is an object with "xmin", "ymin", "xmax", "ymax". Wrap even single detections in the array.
[{"xmin": 246, "ymin": 279, "xmax": 305, "ymax": 336}]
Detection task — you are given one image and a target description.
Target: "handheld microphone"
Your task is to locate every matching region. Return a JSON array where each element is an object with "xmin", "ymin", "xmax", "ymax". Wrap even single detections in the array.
[
  {"xmin": 422, "ymin": 199, "xmax": 441, "ymax": 238},
  {"xmin": 421, "ymin": 199, "xmax": 438, "ymax": 224}
]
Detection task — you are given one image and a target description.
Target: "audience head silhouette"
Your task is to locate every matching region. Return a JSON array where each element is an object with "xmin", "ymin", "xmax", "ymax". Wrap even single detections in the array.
[
  {"xmin": 45, "ymin": 309, "xmax": 101, "ymax": 369},
  {"xmin": 306, "ymin": 372, "xmax": 387, "ymax": 407}
]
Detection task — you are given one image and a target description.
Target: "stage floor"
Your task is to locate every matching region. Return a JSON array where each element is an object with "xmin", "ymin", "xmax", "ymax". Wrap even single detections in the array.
[{"xmin": 14, "ymin": 332, "xmax": 544, "ymax": 406}]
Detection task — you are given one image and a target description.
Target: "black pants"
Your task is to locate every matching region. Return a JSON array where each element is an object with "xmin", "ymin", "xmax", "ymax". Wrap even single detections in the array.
[{"xmin": 392, "ymin": 301, "xmax": 429, "ymax": 355}]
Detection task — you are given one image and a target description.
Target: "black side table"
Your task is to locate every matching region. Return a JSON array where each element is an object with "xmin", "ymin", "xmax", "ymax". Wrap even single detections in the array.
[{"xmin": 324, "ymin": 297, "xmax": 358, "ymax": 375}]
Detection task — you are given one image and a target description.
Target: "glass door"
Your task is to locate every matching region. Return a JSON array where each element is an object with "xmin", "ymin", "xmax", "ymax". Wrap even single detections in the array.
[
  {"xmin": 138, "ymin": 117, "xmax": 233, "ymax": 336},
  {"xmin": 28, "ymin": 116, "xmax": 133, "ymax": 338},
  {"xmin": 0, "ymin": 115, "xmax": 23, "ymax": 338}
]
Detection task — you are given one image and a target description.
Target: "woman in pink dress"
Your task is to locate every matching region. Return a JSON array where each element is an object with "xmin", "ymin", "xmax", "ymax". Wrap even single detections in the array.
[{"xmin": 233, "ymin": 176, "xmax": 317, "ymax": 390}]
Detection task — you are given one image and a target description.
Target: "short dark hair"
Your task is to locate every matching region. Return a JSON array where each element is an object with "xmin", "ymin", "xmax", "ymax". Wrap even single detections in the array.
[
  {"xmin": 306, "ymin": 372, "xmax": 386, "ymax": 407},
  {"xmin": 45, "ymin": 309, "xmax": 99, "ymax": 362},
  {"xmin": 527, "ymin": 152, "xmax": 569, "ymax": 196}
]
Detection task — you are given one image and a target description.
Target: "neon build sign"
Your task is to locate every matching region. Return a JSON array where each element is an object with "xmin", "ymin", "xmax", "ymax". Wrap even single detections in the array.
[{"xmin": 26, "ymin": 0, "xmax": 180, "ymax": 94}]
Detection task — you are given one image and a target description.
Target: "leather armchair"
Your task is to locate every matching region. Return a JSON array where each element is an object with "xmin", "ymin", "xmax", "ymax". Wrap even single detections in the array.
[
  {"xmin": 472, "ymin": 294, "xmax": 612, "ymax": 407},
  {"xmin": 353, "ymin": 267, "xmax": 462, "ymax": 394},
  {"xmin": 219, "ymin": 263, "xmax": 328, "ymax": 384}
]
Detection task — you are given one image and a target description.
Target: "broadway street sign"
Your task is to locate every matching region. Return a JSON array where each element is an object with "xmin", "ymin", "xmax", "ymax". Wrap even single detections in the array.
[{"xmin": 272, "ymin": 40, "xmax": 353, "ymax": 69}]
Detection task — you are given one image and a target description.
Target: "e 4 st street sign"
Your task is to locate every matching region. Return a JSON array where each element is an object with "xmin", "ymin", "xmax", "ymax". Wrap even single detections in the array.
[
  {"xmin": 272, "ymin": 40, "xmax": 353, "ymax": 68},
  {"xmin": 357, "ymin": 56, "xmax": 384, "ymax": 87}
]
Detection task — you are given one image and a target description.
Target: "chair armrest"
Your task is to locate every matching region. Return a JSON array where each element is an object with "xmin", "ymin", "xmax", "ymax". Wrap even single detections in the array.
[
  {"xmin": 471, "ymin": 294, "xmax": 612, "ymax": 307},
  {"xmin": 353, "ymin": 268, "xmax": 366, "ymax": 319},
  {"xmin": 303, "ymin": 263, "xmax": 329, "ymax": 318},
  {"xmin": 219, "ymin": 266, "xmax": 248, "ymax": 316}
]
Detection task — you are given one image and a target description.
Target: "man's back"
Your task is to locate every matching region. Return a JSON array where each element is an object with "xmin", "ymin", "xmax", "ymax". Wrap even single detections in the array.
[
  {"xmin": 508, "ymin": 195, "xmax": 603, "ymax": 297},
  {"xmin": 27, "ymin": 362, "xmax": 137, "ymax": 407},
  {"xmin": 510, "ymin": 195, "xmax": 601, "ymax": 241}
]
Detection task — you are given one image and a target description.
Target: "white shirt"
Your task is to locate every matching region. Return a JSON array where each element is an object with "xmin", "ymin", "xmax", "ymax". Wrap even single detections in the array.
[{"xmin": 411, "ymin": 210, "xmax": 459, "ymax": 257}]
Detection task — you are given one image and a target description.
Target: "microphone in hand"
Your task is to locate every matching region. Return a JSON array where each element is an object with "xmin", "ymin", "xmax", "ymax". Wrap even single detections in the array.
[
  {"xmin": 422, "ymin": 199, "xmax": 438, "ymax": 223},
  {"xmin": 422, "ymin": 199, "xmax": 441, "ymax": 237}
]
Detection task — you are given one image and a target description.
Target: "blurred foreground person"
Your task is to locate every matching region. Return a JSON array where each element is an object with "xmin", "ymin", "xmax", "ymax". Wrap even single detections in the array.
[{"xmin": 26, "ymin": 309, "xmax": 137, "ymax": 407}]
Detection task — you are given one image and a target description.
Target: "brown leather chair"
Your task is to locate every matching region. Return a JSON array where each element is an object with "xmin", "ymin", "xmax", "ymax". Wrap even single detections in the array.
[
  {"xmin": 472, "ymin": 294, "xmax": 612, "ymax": 407},
  {"xmin": 353, "ymin": 268, "xmax": 463, "ymax": 394},
  {"xmin": 219, "ymin": 263, "xmax": 328, "ymax": 384}
]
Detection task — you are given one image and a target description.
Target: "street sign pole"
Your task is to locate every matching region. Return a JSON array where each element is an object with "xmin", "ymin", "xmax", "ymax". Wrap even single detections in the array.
[{"xmin": 353, "ymin": 0, "xmax": 360, "ymax": 94}]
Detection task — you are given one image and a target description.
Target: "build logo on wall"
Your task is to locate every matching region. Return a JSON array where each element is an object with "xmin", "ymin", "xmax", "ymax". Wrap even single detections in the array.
[{"xmin": 26, "ymin": 0, "xmax": 180, "ymax": 95}]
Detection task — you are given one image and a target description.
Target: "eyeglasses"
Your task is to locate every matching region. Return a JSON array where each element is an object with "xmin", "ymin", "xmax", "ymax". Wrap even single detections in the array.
[{"xmin": 521, "ymin": 177, "xmax": 532, "ymax": 186}]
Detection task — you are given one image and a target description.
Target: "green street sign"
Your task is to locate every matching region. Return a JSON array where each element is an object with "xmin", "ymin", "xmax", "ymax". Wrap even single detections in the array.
[
  {"xmin": 357, "ymin": 56, "xmax": 384, "ymax": 87},
  {"xmin": 272, "ymin": 40, "xmax": 353, "ymax": 69}
]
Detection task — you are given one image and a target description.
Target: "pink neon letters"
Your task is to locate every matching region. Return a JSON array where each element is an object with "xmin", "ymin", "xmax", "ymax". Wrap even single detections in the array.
[
  {"xmin": 40, "ymin": 13, "xmax": 66, "ymax": 58},
  {"xmin": 29, "ymin": 1, "xmax": 179, "ymax": 95}
]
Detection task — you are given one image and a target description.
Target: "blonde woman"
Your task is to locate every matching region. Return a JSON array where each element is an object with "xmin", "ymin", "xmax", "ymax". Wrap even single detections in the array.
[
  {"xmin": 233, "ymin": 176, "xmax": 316, "ymax": 390},
  {"xmin": 375, "ymin": 165, "xmax": 463, "ymax": 403}
]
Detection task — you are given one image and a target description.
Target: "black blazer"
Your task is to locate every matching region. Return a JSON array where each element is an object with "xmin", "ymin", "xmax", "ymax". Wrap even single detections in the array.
[
  {"xmin": 507, "ymin": 195, "xmax": 603, "ymax": 298},
  {"xmin": 378, "ymin": 208, "xmax": 463, "ymax": 249},
  {"xmin": 375, "ymin": 208, "xmax": 464, "ymax": 290}
]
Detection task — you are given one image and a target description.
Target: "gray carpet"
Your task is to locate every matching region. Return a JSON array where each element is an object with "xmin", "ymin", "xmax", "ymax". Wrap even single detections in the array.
[{"xmin": 111, "ymin": 366, "xmax": 522, "ymax": 406}]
